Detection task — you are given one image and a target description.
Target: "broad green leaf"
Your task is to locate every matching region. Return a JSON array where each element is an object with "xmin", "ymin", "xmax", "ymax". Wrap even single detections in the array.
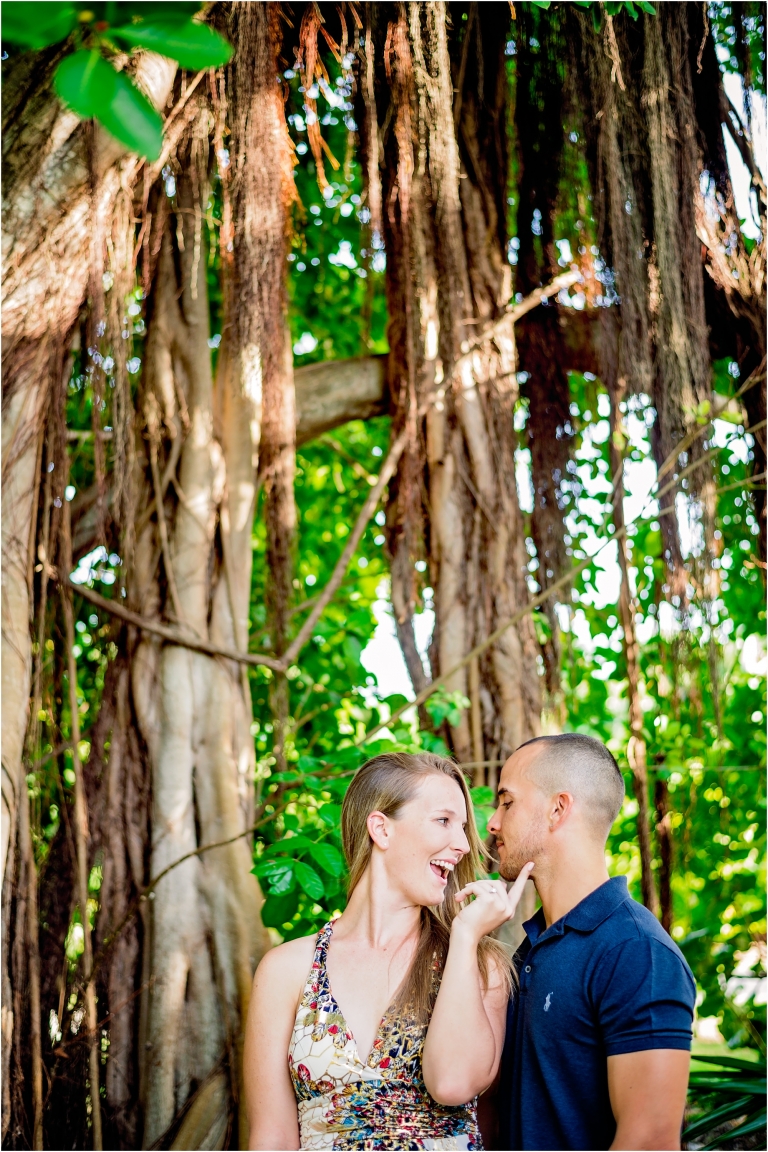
[
  {"xmin": 269, "ymin": 867, "xmax": 296, "ymax": 895},
  {"xmin": 54, "ymin": 50, "xmax": 115, "ymax": 119},
  {"xmin": 107, "ymin": 1, "xmax": 202, "ymax": 19},
  {"xmin": 294, "ymin": 860, "xmax": 325, "ymax": 901},
  {"xmin": 1, "ymin": 2, "xmax": 77, "ymax": 48},
  {"xmin": 308, "ymin": 841, "xmax": 345, "ymax": 877},
  {"xmin": 318, "ymin": 804, "xmax": 342, "ymax": 828},
  {"xmin": 110, "ymin": 19, "xmax": 232, "ymax": 69},
  {"xmin": 260, "ymin": 890, "xmax": 299, "ymax": 929},
  {"xmin": 253, "ymin": 859, "xmax": 295, "ymax": 895},
  {"xmin": 470, "ymin": 786, "xmax": 495, "ymax": 807},
  {"xmin": 264, "ymin": 835, "xmax": 314, "ymax": 858},
  {"xmin": 54, "ymin": 51, "xmax": 163, "ymax": 160},
  {"xmin": 96, "ymin": 68, "xmax": 163, "ymax": 160}
]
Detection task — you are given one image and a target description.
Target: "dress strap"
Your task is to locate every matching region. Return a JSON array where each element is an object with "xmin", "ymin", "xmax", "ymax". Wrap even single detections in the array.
[
  {"xmin": 302, "ymin": 920, "xmax": 334, "ymax": 992},
  {"xmin": 313, "ymin": 920, "xmax": 333, "ymax": 964}
]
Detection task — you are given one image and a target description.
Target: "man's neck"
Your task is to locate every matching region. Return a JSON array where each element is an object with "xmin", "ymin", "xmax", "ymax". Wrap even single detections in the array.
[{"xmin": 535, "ymin": 853, "xmax": 610, "ymax": 927}]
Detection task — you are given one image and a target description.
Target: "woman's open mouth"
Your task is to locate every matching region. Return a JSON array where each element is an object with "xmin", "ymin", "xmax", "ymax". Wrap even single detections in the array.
[{"xmin": 429, "ymin": 858, "xmax": 455, "ymax": 882}]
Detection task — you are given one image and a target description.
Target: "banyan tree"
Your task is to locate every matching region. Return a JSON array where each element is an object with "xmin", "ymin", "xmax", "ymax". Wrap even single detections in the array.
[{"xmin": 2, "ymin": 2, "xmax": 764, "ymax": 1148}]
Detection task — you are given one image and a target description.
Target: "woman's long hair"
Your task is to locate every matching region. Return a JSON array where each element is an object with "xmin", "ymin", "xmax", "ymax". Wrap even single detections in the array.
[{"xmin": 340, "ymin": 751, "xmax": 512, "ymax": 1022}]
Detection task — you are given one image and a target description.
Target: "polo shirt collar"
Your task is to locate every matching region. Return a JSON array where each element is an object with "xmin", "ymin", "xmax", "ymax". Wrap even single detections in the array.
[{"xmin": 523, "ymin": 876, "xmax": 630, "ymax": 943}]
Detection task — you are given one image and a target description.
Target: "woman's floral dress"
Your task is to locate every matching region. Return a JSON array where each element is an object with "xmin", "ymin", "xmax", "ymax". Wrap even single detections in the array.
[{"xmin": 288, "ymin": 921, "xmax": 482, "ymax": 1150}]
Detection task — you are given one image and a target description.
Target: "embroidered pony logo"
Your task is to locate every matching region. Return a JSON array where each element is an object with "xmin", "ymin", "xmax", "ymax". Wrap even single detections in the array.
[{"xmin": 544, "ymin": 992, "xmax": 553, "ymax": 1012}]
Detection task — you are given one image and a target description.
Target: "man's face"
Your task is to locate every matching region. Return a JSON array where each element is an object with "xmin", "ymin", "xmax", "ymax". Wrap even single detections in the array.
[{"xmin": 487, "ymin": 746, "xmax": 549, "ymax": 881}]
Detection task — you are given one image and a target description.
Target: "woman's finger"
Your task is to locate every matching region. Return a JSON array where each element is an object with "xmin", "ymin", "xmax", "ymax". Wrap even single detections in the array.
[
  {"xmin": 454, "ymin": 880, "xmax": 508, "ymax": 903},
  {"xmin": 503, "ymin": 861, "xmax": 535, "ymax": 914}
]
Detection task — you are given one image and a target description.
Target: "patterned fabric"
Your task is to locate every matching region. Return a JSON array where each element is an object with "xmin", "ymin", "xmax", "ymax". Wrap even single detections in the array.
[{"xmin": 288, "ymin": 921, "xmax": 482, "ymax": 1150}]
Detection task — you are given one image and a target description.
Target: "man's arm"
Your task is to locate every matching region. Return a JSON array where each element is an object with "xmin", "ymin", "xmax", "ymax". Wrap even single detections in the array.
[{"xmin": 607, "ymin": 1049, "xmax": 691, "ymax": 1151}]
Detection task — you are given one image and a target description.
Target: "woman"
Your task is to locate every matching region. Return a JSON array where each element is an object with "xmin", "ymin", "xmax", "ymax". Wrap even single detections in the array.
[{"xmin": 243, "ymin": 751, "xmax": 534, "ymax": 1150}]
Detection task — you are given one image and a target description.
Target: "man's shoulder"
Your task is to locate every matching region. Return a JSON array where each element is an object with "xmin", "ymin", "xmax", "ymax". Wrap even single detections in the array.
[{"xmin": 597, "ymin": 895, "xmax": 694, "ymax": 980}]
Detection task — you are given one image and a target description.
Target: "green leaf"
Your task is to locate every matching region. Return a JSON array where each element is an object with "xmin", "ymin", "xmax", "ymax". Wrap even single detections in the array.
[
  {"xmin": 54, "ymin": 50, "xmax": 114, "ymax": 118},
  {"xmin": 253, "ymin": 858, "xmax": 295, "ymax": 895},
  {"xmin": 54, "ymin": 51, "xmax": 163, "ymax": 160},
  {"xmin": 703, "ymin": 1110, "xmax": 766, "ymax": 1150},
  {"xmin": 1, "ymin": 2, "xmax": 77, "ymax": 48},
  {"xmin": 471, "ymin": 786, "xmax": 495, "ymax": 807},
  {"xmin": 109, "ymin": 2, "xmax": 202, "ymax": 19},
  {"xmin": 688, "ymin": 1076, "xmax": 766, "ymax": 1094},
  {"xmin": 264, "ymin": 835, "xmax": 313, "ymax": 858},
  {"xmin": 308, "ymin": 841, "xmax": 345, "ymax": 877},
  {"xmin": 110, "ymin": 19, "xmax": 232, "ymax": 69},
  {"xmin": 260, "ymin": 890, "xmax": 300, "ymax": 929},
  {"xmin": 96, "ymin": 68, "xmax": 164, "ymax": 160},
  {"xmin": 318, "ymin": 804, "xmax": 342, "ymax": 828},
  {"xmin": 294, "ymin": 860, "xmax": 325, "ymax": 901},
  {"xmin": 683, "ymin": 1095, "xmax": 755, "ymax": 1141},
  {"xmin": 269, "ymin": 866, "xmax": 295, "ymax": 895},
  {"xmin": 634, "ymin": 1, "xmax": 657, "ymax": 14},
  {"xmin": 690, "ymin": 1054, "xmax": 766, "ymax": 1072}
]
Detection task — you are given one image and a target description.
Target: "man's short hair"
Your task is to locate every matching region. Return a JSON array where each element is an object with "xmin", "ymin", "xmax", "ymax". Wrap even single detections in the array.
[{"xmin": 517, "ymin": 733, "xmax": 625, "ymax": 838}]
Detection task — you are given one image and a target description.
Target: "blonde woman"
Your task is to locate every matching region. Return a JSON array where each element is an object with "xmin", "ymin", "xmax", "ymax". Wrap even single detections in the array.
[{"xmin": 243, "ymin": 752, "xmax": 534, "ymax": 1150}]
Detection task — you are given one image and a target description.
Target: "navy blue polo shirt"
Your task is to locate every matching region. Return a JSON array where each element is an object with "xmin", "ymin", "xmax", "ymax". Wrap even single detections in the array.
[{"xmin": 500, "ymin": 876, "xmax": 696, "ymax": 1151}]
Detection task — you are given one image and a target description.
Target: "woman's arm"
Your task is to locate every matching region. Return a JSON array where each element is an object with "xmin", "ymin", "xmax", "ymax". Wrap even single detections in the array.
[
  {"xmin": 422, "ymin": 865, "xmax": 534, "ymax": 1106},
  {"xmin": 243, "ymin": 938, "xmax": 314, "ymax": 1151}
]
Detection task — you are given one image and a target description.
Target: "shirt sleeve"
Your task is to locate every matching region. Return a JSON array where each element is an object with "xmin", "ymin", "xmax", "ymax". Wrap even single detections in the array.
[{"xmin": 591, "ymin": 937, "xmax": 696, "ymax": 1056}]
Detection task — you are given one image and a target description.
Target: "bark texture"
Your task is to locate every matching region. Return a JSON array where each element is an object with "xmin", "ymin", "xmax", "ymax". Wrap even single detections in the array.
[
  {"xmin": 131, "ymin": 113, "xmax": 272, "ymax": 1147},
  {"xmin": 1, "ymin": 47, "xmax": 176, "ymax": 1147},
  {"xmin": 366, "ymin": 1, "xmax": 540, "ymax": 776}
]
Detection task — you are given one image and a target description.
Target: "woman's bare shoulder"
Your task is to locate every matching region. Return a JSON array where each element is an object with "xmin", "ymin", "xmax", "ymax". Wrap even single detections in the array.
[{"xmin": 253, "ymin": 932, "xmax": 318, "ymax": 992}]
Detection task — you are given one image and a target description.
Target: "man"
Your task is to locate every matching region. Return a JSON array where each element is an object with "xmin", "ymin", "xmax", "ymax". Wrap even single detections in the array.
[{"xmin": 489, "ymin": 733, "xmax": 695, "ymax": 1151}]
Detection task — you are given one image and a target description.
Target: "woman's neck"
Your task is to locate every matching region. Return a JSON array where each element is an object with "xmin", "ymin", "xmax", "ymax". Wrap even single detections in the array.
[{"xmin": 334, "ymin": 860, "xmax": 422, "ymax": 950}]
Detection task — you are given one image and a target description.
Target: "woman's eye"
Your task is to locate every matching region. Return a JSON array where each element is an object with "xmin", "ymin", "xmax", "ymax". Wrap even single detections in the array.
[{"xmin": 438, "ymin": 817, "xmax": 449, "ymax": 825}]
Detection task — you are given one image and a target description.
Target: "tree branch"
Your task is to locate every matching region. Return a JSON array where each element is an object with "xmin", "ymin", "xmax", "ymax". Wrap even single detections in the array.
[
  {"xmin": 281, "ymin": 427, "xmax": 408, "ymax": 666},
  {"xmin": 67, "ymin": 578, "xmax": 284, "ymax": 671},
  {"xmin": 458, "ymin": 270, "xmax": 581, "ymax": 364}
]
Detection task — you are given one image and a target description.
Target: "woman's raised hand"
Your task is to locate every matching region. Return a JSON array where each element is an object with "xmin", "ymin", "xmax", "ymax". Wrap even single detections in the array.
[{"xmin": 452, "ymin": 862, "xmax": 535, "ymax": 943}]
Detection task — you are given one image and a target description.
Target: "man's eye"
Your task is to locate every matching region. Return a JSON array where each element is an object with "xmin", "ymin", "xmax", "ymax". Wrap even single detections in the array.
[{"xmin": 503, "ymin": 801, "xmax": 512, "ymax": 809}]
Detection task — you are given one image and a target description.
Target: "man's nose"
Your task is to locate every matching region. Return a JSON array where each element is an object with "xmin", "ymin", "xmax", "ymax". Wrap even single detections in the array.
[{"xmin": 487, "ymin": 807, "xmax": 500, "ymax": 835}]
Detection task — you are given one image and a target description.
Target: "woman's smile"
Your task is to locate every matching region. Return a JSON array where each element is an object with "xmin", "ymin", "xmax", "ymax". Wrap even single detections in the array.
[{"xmin": 429, "ymin": 857, "xmax": 458, "ymax": 884}]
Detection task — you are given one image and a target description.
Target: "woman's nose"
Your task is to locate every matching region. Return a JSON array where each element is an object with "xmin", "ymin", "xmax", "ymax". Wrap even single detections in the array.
[{"xmin": 453, "ymin": 825, "xmax": 471, "ymax": 855}]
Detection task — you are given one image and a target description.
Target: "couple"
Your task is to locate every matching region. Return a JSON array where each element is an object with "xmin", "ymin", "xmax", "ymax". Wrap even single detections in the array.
[{"xmin": 244, "ymin": 734, "xmax": 696, "ymax": 1150}]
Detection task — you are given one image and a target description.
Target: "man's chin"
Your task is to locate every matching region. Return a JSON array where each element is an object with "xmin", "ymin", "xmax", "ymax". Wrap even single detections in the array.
[{"xmin": 499, "ymin": 858, "xmax": 528, "ymax": 882}]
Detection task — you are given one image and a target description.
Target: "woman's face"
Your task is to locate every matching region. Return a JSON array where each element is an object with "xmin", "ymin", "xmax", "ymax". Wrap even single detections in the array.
[{"xmin": 374, "ymin": 773, "xmax": 471, "ymax": 907}]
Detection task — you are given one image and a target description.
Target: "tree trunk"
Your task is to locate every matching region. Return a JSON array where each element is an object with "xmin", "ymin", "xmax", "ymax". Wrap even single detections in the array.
[
  {"xmin": 1, "ymin": 47, "xmax": 176, "ymax": 1145},
  {"xmin": 128, "ymin": 9, "xmax": 291, "ymax": 1141},
  {"xmin": 368, "ymin": 2, "xmax": 541, "ymax": 776},
  {"xmin": 130, "ymin": 154, "xmax": 267, "ymax": 1150}
]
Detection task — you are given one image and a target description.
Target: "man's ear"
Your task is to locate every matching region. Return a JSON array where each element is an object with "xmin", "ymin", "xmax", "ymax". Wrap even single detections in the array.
[
  {"xmin": 367, "ymin": 810, "xmax": 389, "ymax": 849},
  {"xmin": 549, "ymin": 791, "xmax": 574, "ymax": 831}
]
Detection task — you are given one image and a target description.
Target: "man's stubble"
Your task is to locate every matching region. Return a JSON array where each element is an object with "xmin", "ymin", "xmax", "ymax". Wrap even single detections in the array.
[{"xmin": 498, "ymin": 816, "xmax": 546, "ymax": 882}]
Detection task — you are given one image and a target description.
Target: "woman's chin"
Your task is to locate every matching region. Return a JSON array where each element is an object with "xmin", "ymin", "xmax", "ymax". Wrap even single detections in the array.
[{"xmin": 417, "ymin": 881, "xmax": 448, "ymax": 907}]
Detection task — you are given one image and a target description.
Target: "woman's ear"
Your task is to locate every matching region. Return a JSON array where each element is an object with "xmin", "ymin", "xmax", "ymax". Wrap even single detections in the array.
[{"xmin": 367, "ymin": 810, "xmax": 389, "ymax": 850}]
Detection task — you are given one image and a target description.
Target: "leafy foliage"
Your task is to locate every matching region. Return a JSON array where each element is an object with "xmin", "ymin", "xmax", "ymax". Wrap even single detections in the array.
[
  {"xmin": 684, "ymin": 1052, "xmax": 766, "ymax": 1149},
  {"xmin": 2, "ymin": 1, "xmax": 232, "ymax": 158},
  {"xmin": 16, "ymin": 9, "xmax": 767, "ymax": 1146}
]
